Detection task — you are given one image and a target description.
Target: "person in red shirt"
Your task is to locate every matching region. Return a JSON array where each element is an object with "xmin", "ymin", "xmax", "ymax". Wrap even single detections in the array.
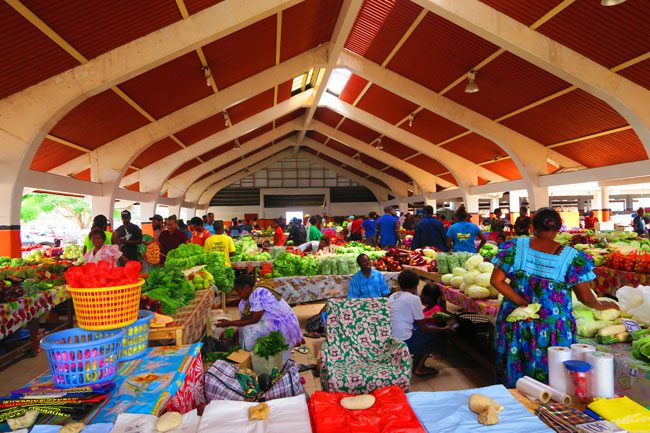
[
  {"xmin": 350, "ymin": 215, "xmax": 363, "ymax": 241},
  {"xmin": 583, "ymin": 211, "xmax": 599, "ymax": 230},
  {"xmin": 273, "ymin": 218, "xmax": 285, "ymax": 246},
  {"xmin": 190, "ymin": 216, "xmax": 211, "ymax": 246},
  {"xmin": 158, "ymin": 215, "xmax": 188, "ymax": 264}
]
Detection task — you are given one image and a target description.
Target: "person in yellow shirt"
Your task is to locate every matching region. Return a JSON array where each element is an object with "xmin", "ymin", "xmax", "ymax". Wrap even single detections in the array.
[{"xmin": 204, "ymin": 220, "xmax": 236, "ymax": 266}]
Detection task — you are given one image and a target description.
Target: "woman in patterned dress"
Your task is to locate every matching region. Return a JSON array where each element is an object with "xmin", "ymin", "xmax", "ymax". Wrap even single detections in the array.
[
  {"xmin": 490, "ymin": 208, "xmax": 618, "ymax": 387},
  {"xmin": 215, "ymin": 273, "xmax": 302, "ymax": 351}
]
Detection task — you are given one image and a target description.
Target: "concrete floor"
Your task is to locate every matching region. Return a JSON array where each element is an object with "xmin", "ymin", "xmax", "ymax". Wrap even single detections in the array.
[{"xmin": 0, "ymin": 302, "xmax": 494, "ymax": 396}]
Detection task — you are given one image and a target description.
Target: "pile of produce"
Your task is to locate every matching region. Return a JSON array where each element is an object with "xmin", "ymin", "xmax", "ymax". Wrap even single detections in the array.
[
  {"xmin": 186, "ymin": 269, "xmax": 213, "ymax": 290},
  {"xmin": 632, "ymin": 335, "xmax": 650, "ymax": 362},
  {"xmin": 61, "ymin": 244, "xmax": 84, "ymax": 262},
  {"xmin": 203, "ymin": 252, "xmax": 235, "ymax": 293},
  {"xmin": 439, "ymin": 254, "xmax": 498, "ymax": 299},
  {"xmin": 605, "ymin": 251, "xmax": 650, "ymax": 273},
  {"xmin": 573, "ymin": 299, "xmax": 629, "ymax": 343},
  {"xmin": 233, "ymin": 236, "xmax": 271, "ymax": 262},
  {"xmin": 436, "ymin": 252, "xmax": 475, "ymax": 275},
  {"xmin": 373, "ymin": 248, "xmax": 435, "ymax": 272},
  {"xmin": 272, "ymin": 252, "xmax": 320, "ymax": 277},
  {"xmin": 0, "ymin": 280, "xmax": 24, "ymax": 303},
  {"xmin": 64, "ymin": 260, "xmax": 143, "ymax": 288},
  {"xmin": 334, "ymin": 242, "xmax": 385, "ymax": 260},
  {"xmin": 144, "ymin": 242, "xmax": 161, "ymax": 265},
  {"xmin": 319, "ymin": 254, "xmax": 359, "ymax": 275},
  {"xmin": 165, "ymin": 244, "xmax": 205, "ymax": 268},
  {"xmin": 201, "ymin": 327, "xmax": 239, "ymax": 363},
  {"xmin": 479, "ymin": 244, "xmax": 499, "ymax": 259},
  {"xmin": 260, "ymin": 262, "xmax": 273, "ymax": 278},
  {"xmin": 142, "ymin": 266, "xmax": 195, "ymax": 314}
]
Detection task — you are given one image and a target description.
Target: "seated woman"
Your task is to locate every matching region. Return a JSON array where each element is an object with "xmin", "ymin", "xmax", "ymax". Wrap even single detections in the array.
[
  {"xmin": 389, "ymin": 269, "xmax": 451, "ymax": 376},
  {"xmin": 215, "ymin": 274, "xmax": 302, "ymax": 351},
  {"xmin": 421, "ymin": 282, "xmax": 444, "ymax": 317},
  {"xmin": 348, "ymin": 253, "xmax": 390, "ymax": 298},
  {"xmin": 83, "ymin": 228, "xmax": 125, "ymax": 266}
]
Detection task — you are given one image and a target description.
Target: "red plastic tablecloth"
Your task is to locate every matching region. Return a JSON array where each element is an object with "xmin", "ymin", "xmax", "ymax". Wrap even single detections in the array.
[
  {"xmin": 0, "ymin": 286, "xmax": 69, "ymax": 339},
  {"xmin": 592, "ymin": 266, "xmax": 650, "ymax": 296},
  {"xmin": 436, "ymin": 283, "xmax": 500, "ymax": 319}
]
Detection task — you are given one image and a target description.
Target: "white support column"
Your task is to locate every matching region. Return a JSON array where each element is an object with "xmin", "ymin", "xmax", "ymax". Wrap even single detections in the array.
[
  {"xmin": 140, "ymin": 201, "xmax": 157, "ymax": 237},
  {"xmin": 464, "ymin": 195, "xmax": 480, "ymax": 224},
  {"xmin": 527, "ymin": 186, "xmax": 549, "ymax": 212},
  {"xmin": 169, "ymin": 203, "xmax": 181, "ymax": 218},
  {"xmin": 489, "ymin": 197, "xmax": 500, "ymax": 214},
  {"xmin": 259, "ymin": 194, "xmax": 265, "ymax": 219},
  {"xmin": 91, "ymin": 195, "xmax": 114, "ymax": 223},
  {"xmin": 509, "ymin": 190, "xmax": 522, "ymax": 223},
  {"xmin": 424, "ymin": 195, "xmax": 437, "ymax": 210},
  {"xmin": 399, "ymin": 202, "xmax": 408, "ymax": 214}
]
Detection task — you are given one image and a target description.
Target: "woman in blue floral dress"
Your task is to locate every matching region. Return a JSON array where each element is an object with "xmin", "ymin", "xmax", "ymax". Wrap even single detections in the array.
[{"xmin": 490, "ymin": 208, "xmax": 618, "ymax": 387}]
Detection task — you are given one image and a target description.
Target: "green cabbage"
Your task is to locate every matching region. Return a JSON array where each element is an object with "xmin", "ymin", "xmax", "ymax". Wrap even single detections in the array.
[
  {"xmin": 467, "ymin": 285, "xmax": 490, "ymax": 299},
  {"xmin": 477, "ymin": 262, "xmax": 494, "ymax": 274},
  {"xmin": 506, "ymin": 303, "xmax": 541, "ymax": 322},
  {"xmin": 440, "ymin": 274, "xmax": 454, "ymax": 285},
  {"xmin": 452, "ymin": 267, "xmax": 467, "ymax": 276},
  {"xmin": 474, "ymin": 273, "xmax": 492, "ymax": 288},
  {"xmin": 464, "ymin": 254, "xmax": 484, "ymax": 270},
  {"xmin": 593, "ymin": 308, "xmax": 621, "ymax": 321},
  {"xmin": 450, "ymin": 276, "xmax": 464, "ymax": 288},
  {"xmin": 576, "ymin": 318, "xmax": 614, "ymax": 338},
  {"xmin": 463, "ymin": 270, "xmax": 480, "ymax": 285}
]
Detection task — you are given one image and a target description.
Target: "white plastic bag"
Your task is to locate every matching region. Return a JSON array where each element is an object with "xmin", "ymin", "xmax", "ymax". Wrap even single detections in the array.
[{"xmin": 616, "ymin": 285, "xmax": 650, "ymax": 325}]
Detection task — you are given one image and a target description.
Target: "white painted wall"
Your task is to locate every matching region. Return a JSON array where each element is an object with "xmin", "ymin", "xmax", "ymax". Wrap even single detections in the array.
[{"xmin": 207, "ymin": 202, "xmax": 382, "ymax": 221}]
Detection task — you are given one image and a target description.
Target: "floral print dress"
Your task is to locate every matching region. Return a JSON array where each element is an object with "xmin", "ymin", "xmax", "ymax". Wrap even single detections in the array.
[{"xmin": 492, "ymin": 237, "xmax": 596, "ymax": 387}]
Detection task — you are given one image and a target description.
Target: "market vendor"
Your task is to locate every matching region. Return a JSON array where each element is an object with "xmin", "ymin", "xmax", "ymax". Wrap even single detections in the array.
[
  {"xmin": 490, "ymin": 207, "xmax": 619, "ymax": 388},
  {"xmin": 348, "ymin": 253, "xmax": 391, "ymax": 298},
  {"xmin": 272, "ymin": 218, "xmax": 285, "ymax": 246},
  {"xmin": 158, "ymin": 215, "xmax": 188, "ymax": 264},
  {"xmin": 297, "ymin": 236, "xmax": 330, "ymax": 254},
  {"xmin": 215, "ymin": 273, "xmax": 302, "ymax": 351},
  {"xmin": 82, "ymin": 214, "xmax": 112, "ymax": 254},
  {"xmin": 446, "ymin": 207, "xmax": 486, "ymax": 253},
  {"xmin": 113, "ymin": 210, "xmax": 143, "ymax": 261},
  {"xmin": 204, "ymin": 220, "xmax": 236, "ymax": 266},
  {"xmin": 83, "ymin": 228, "xmax": 125, "ymax": 266}
]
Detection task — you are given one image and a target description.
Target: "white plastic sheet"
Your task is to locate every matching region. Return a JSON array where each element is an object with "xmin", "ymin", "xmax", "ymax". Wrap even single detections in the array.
[
  {"xmin": 110, "ymin": 410, "xmax": 200, "ymax": 433},
  {"xmin": 197, "ymin": 395, "xmax": 312, "ymax": 433},
  {"xmin": 616, "ymin": 285, "xmax": 650, "ymax": 324},
  {"xmin": 406, "ymin": 385, "xmax": 554, "ymax": 433}
]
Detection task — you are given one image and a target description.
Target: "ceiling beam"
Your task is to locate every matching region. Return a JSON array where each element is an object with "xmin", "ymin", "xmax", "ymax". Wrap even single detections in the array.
[
  {"xmin": 297, "ymin": 0, "xmax": 363, "ymax": 145},
  {"xmin": 411, "ymin": 0, "xmax": 650, "ymax": 159}
]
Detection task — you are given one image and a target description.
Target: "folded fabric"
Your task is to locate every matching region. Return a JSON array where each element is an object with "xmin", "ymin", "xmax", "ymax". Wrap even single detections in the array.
[
  {"xmin": 588, "ymin": 396, "xmax": 650, "ymax": 432},
  {"xmin": 535, "ymin": 404, "xmax": 595, "ymax": 433},
  {"xmin": 308, "ymin": 385, "xmax": 424, "ymax": 433}
]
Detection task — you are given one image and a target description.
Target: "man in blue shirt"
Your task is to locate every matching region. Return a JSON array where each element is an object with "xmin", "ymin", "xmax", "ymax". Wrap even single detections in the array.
[
  {"xmin": 412, "ymin": 205, "xmax": 448, "ymax": 251},
  {"xmin": 446, "ymin": 207, "xmax": 487, "ymax": 253},
  {"xmin": 362, "ymin": 213, "xmax": 377, "ymax": 246},
  {"xmin": 375, "ymin": 206, "xmax": 400, "ymax": 248},
  {"xmin": 347, "ymin": 254, "xmax": 391, "ymax": 298}
]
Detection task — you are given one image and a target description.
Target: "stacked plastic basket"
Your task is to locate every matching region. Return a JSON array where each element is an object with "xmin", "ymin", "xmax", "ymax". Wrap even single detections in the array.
[{"xmin": 41, "ymin": 279, "xmax": 154, "ymax": 388}]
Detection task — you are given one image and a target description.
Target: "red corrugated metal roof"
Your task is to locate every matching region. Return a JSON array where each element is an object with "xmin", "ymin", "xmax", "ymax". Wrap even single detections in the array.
[
  {"xmin": 537, "ymin": 0, "xmax": 650, "ymax": 68},
  {"xmin": 0, "ymin": 2, "xmax": 80, "ymax": 99},
  {"xmin": 344, "ymin": 0, "xmax": 423, "ymax": 64},
  {"xmin": 275, "ymin": 108, "xmax": 305, "ymax": 128},
  {"xmin": 339, "ymin": 74, "xmax": 369, "ymax": 104},
  {"xmin": 202, "ymin": 15, "xmax": 276, "ymax": 90},
  {"xmin": 227, "ymin": 88, "xmax": 275, "ymax": 124},
  {"xmin": 30, "ymin": 139, "xmax": 85, "ymax": 171},
  {"xmin": 387, "ymin": 12, "xmax": 499, "ymax": 92},
  {"xmin": 500, "ymin": 89, "xmax": 628, "ymax": 145},
  {"xmin": 366, "ymin": 176, "xmax": 389, "ymax": 189},
  {"xmin": 132, "ymin": 137, "xmax": 183, "ymax": 169},
  {"xmin": 407, "ymin": 154, "xmax": 447, "ymax": 175},
  {"xmin": 174, "ymin": 112, "xmax": 228, "ymax": 146},
  {"xmin": 617, "ymin": 59, "xmax": 650, "ymax": 91},
  {"xmin": 383, "ymin": 166, "xmax": 412, "ymax": 183},
  {"xmin": 399, "ymin": 109, "xmax": 467, "ymax": 144},
  {"xmin": 326, "ymin": 139, "xmax": 357, "ymax": 157},
  {"xmin": 314, "ymin": 107, "xmax": 344, "ymax": 128},
  {"xmin": 239, "ymin": 123, "xmax": 274, "ymax": 144},
  {"xmin": 356, "ymin": 84, "xmax": 419, "ymax": 124},
  {"xmin": 478, "ymin": 0, "xmax": 563, "ymax": 26},
  {"xmin": 72, "ymin": 168, "xmax": 91, "ymax": 181},
  {"xmin": 196, "ymin": 172, "xmax": 213, "ymax": 182},
  {"xmin": 380, "ymin": 136, "xmax": 418, "ymax": 159},
  {"xmin": 438, "ymin": 173, "xmax": 458, "ymax": 186},
  {"xmin": 478, "ymin": 177, "xmax": 489, "ymax": 186},
  {"xmin": 185, "ymin": 0, "xmax": 223, "ymax": 16},
  {"xmin": 200, "ymin": 141, "xmax": 236, "ymax": 161},
  {"xmin": 277, "ymin": 79, "xmax": 293, "ymax": 103},
  {"xmin": 50, "ymin": 89, "xmax": 150, "ymax": 150},
  {"xmin": 442, "ymin": 133, "xmax": 504, "ymax": 164},
  {"xmin": 337, "ymin": 118, "xmax": 380, "ymax": 143},
  {"xmin": 444, "ymin": 51, "xmax": 570, "ymax": 120},
  {"xmin": 359, "ymin": 154, "xmax": 387, "ymax": 170},
  {"xmin": 125, "ymin": 167, "xmax": 136, "ymax": 176},
  {"xmin": 281, "ymin": 0, "xmax": 342, "ymax": 62},
  {"xmin": 118, "ymin": 52, "xmax": 213, "ymax": 120},
  {"xmin": 307, "ymin": 130, "xmax": 329, "ymax": 143},
  {"xmin": 552, "ymin": 129, "xmax": 647, "ymax": 168},
  {"xmin": 126, "ymin": 182, "xmax": 140, "ymax": 192},
  {"xmin": 547, "ymin": 163, "xmax": 559, "ymax": 174},
  {"xmin": 481, "ymin": 159, "xmax": 522, "ymax": 180},
  {"xmin": 170, "ymin": 158, "xmax": 201, "ymax": 178},
  {"xmin": 23, "ymin": 0, "xmax": 181, "ymax": 59}
]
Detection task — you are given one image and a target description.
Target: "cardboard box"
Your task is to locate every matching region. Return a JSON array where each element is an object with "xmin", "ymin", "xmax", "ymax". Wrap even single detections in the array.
[
  {"xmin": 227, "ymin": 349, "xmax": 252, "ymax": 370},
  {"xmin": 595, "ymin": 221, "xmax": 614, "ymax": 231}
]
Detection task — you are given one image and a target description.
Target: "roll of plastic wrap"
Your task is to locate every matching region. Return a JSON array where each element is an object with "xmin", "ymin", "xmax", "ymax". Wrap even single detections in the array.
[
  {"xmin": 516, "ymin": 378, "xmax": 551, "ymax": 403},
  {"xmin": 586, "ymin": 351, "xmax": 615, "ymax": 399},
  {"xmin": 522, "ymin": 376, "xmax": 572, "ymax": 405},
  {"xmin": 571, "ymin": 343, "xmax": 596, "ymax": 361},
  {"xmin": 548, "ymin": 346, "xmax": 572, "ymax": 394}
]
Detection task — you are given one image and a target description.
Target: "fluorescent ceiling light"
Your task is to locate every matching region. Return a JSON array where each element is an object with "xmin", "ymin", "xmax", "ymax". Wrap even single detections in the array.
[{"xmin": 326, "ymin": 68, "xmax": 352, "ymax": 96}]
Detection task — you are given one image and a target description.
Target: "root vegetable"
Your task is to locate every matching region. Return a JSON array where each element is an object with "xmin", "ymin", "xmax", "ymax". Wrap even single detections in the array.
[
  {"xmin": 156, "ymin": 412, "xmax": 182, "ymax": 432},
  {"xmin": 468, "ymin": 394, "xmax": 503, "ymax": 426},
  {"xmin": 60, "ymin": 423, "xmax": 85, "ymax": 433},
  {"xmin": 340, "ymin": 394, "xmax": 376, "ymax": 410},
  {"xmin": 249, "ymin": 403, "xmax": 270, "ymax": 420}
]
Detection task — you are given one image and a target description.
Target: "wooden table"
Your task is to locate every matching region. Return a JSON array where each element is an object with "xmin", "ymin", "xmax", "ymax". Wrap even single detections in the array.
[
  {"xmin": 148, "ymin": 289, "xmax": 215, "ymax": 346},
  {"xmin": 402, "ymin": 266, "xmax": 440, "ymax": 282}
]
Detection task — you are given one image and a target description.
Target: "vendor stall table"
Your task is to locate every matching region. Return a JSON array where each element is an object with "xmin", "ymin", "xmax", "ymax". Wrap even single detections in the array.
[
  {"xmin": 401, "ymin": 266, "xmax": 440, "ymax": 281},
  {"xmin": 0, "ymin": 286, "xmax": 72, "ymax": 369},
  {"xmin": 24, "ymin": 344, "xmax": 204, "ymax": 424},
  {"xmin": 230, "ymin": 260, "xmax": 273, "ymax": 271},
  {"xmin": 436, "ymin": 283, "xmax": 501, "ymax": 320},
  {"xmin": 260, "ymin": 272, "xmax": 400, "ymax": 305},
  {"xmin": 148, "ymin": 289, "xmax": 215, "ymax": 346},
  {"xmin": 578, "ymin": 337, "xmax": 650, "ymax": 407},
  {"xmin": 592, "ymin": 266, "xmax": 650, "ymax": 296}
]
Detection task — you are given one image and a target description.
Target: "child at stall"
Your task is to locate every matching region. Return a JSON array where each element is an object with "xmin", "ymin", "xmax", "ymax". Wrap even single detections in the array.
[{"xmin": 421, "ymin": 282, "xmax": 444, "ymax": 317}]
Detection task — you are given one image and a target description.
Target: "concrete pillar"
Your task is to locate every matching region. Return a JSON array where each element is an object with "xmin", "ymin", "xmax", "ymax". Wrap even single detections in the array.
[
  {"xmin": 169, "ymin": 203, "xmax": 181, "ymax": 218},
  {"xmin": 0, "ymin": 185, "xmax": 21, "ymax": 257},
  {"xmin": 91, "ymin": 196, "xmax": 115, "ymax": 230},
  {"xmin": 424, "ymin": 195, "xmax": 437, "ymax": 210},
  {"xmin": 398, "ymin": 202, "xmax": 408, "ymax": 214},
  {"xmin": 601, "ymin": 187, "xmax": 611, "ymax": 222},
  {"xmin": 464, "ymin": 195, "xmax": 480, "ymax": 224},
  {"xmin": 259, "ymin": 193, "xmax": 265, "ymax": 219},
  {"xmin": 625, "ymin": 195, "xmax": 634, "ymax": 212},
  {"xmin": 140, "ymin": 201, "xmax": 157, "ymax": 237},
  {"xmin": 509, "ymin": 191, "xmax": 522, "ymax": 224},
  {"xmin": 527, "ymin": 186, "xmax": 549, "ymax": 212}
]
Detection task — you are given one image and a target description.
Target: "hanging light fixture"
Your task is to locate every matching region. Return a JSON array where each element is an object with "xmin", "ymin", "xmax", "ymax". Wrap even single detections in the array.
[
  {"xmin": 353, "ymin": 153, "xmax": 361, "ymax": 161},
  {"xmin": 234, "ymin": 139, "xmax": 241, "ymax": 149},
  {"xmin": 601, "ymin": 0, "xmax": 625, "ymax": 6},
  {"xmin": 408, "ymin": 114, "xmax": 415, "ymax": 127},
  {"xmin": 223, "ymin": 111, "xmax": 229, "ymax": 127},
  {"xmin": 464, "ymin": 70, "xmax": 480, "ymax": 93},
  {"xmin": 202, "ymin": 66, "xmax": 212, "ymax": 87},
  {"xmin": 376, "ymin": 136, "xmax": 383, "ymax": 150}
]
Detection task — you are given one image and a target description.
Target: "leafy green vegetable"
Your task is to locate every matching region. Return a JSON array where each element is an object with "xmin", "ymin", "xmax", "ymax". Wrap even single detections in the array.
[
  {"xmin": 204, "ymin": 251, "xmax": 234, "ymax": 293},
  {"xmin": 142, "ymin": 266, "xmax": 195, "ymax": 314},
  {"xmin": 252, "ymin": 331, "xmax": 289, "ymax": 359},
  {"xmin": 632, "ymin": 336, "xmax": 650, "ymax": 362}
]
